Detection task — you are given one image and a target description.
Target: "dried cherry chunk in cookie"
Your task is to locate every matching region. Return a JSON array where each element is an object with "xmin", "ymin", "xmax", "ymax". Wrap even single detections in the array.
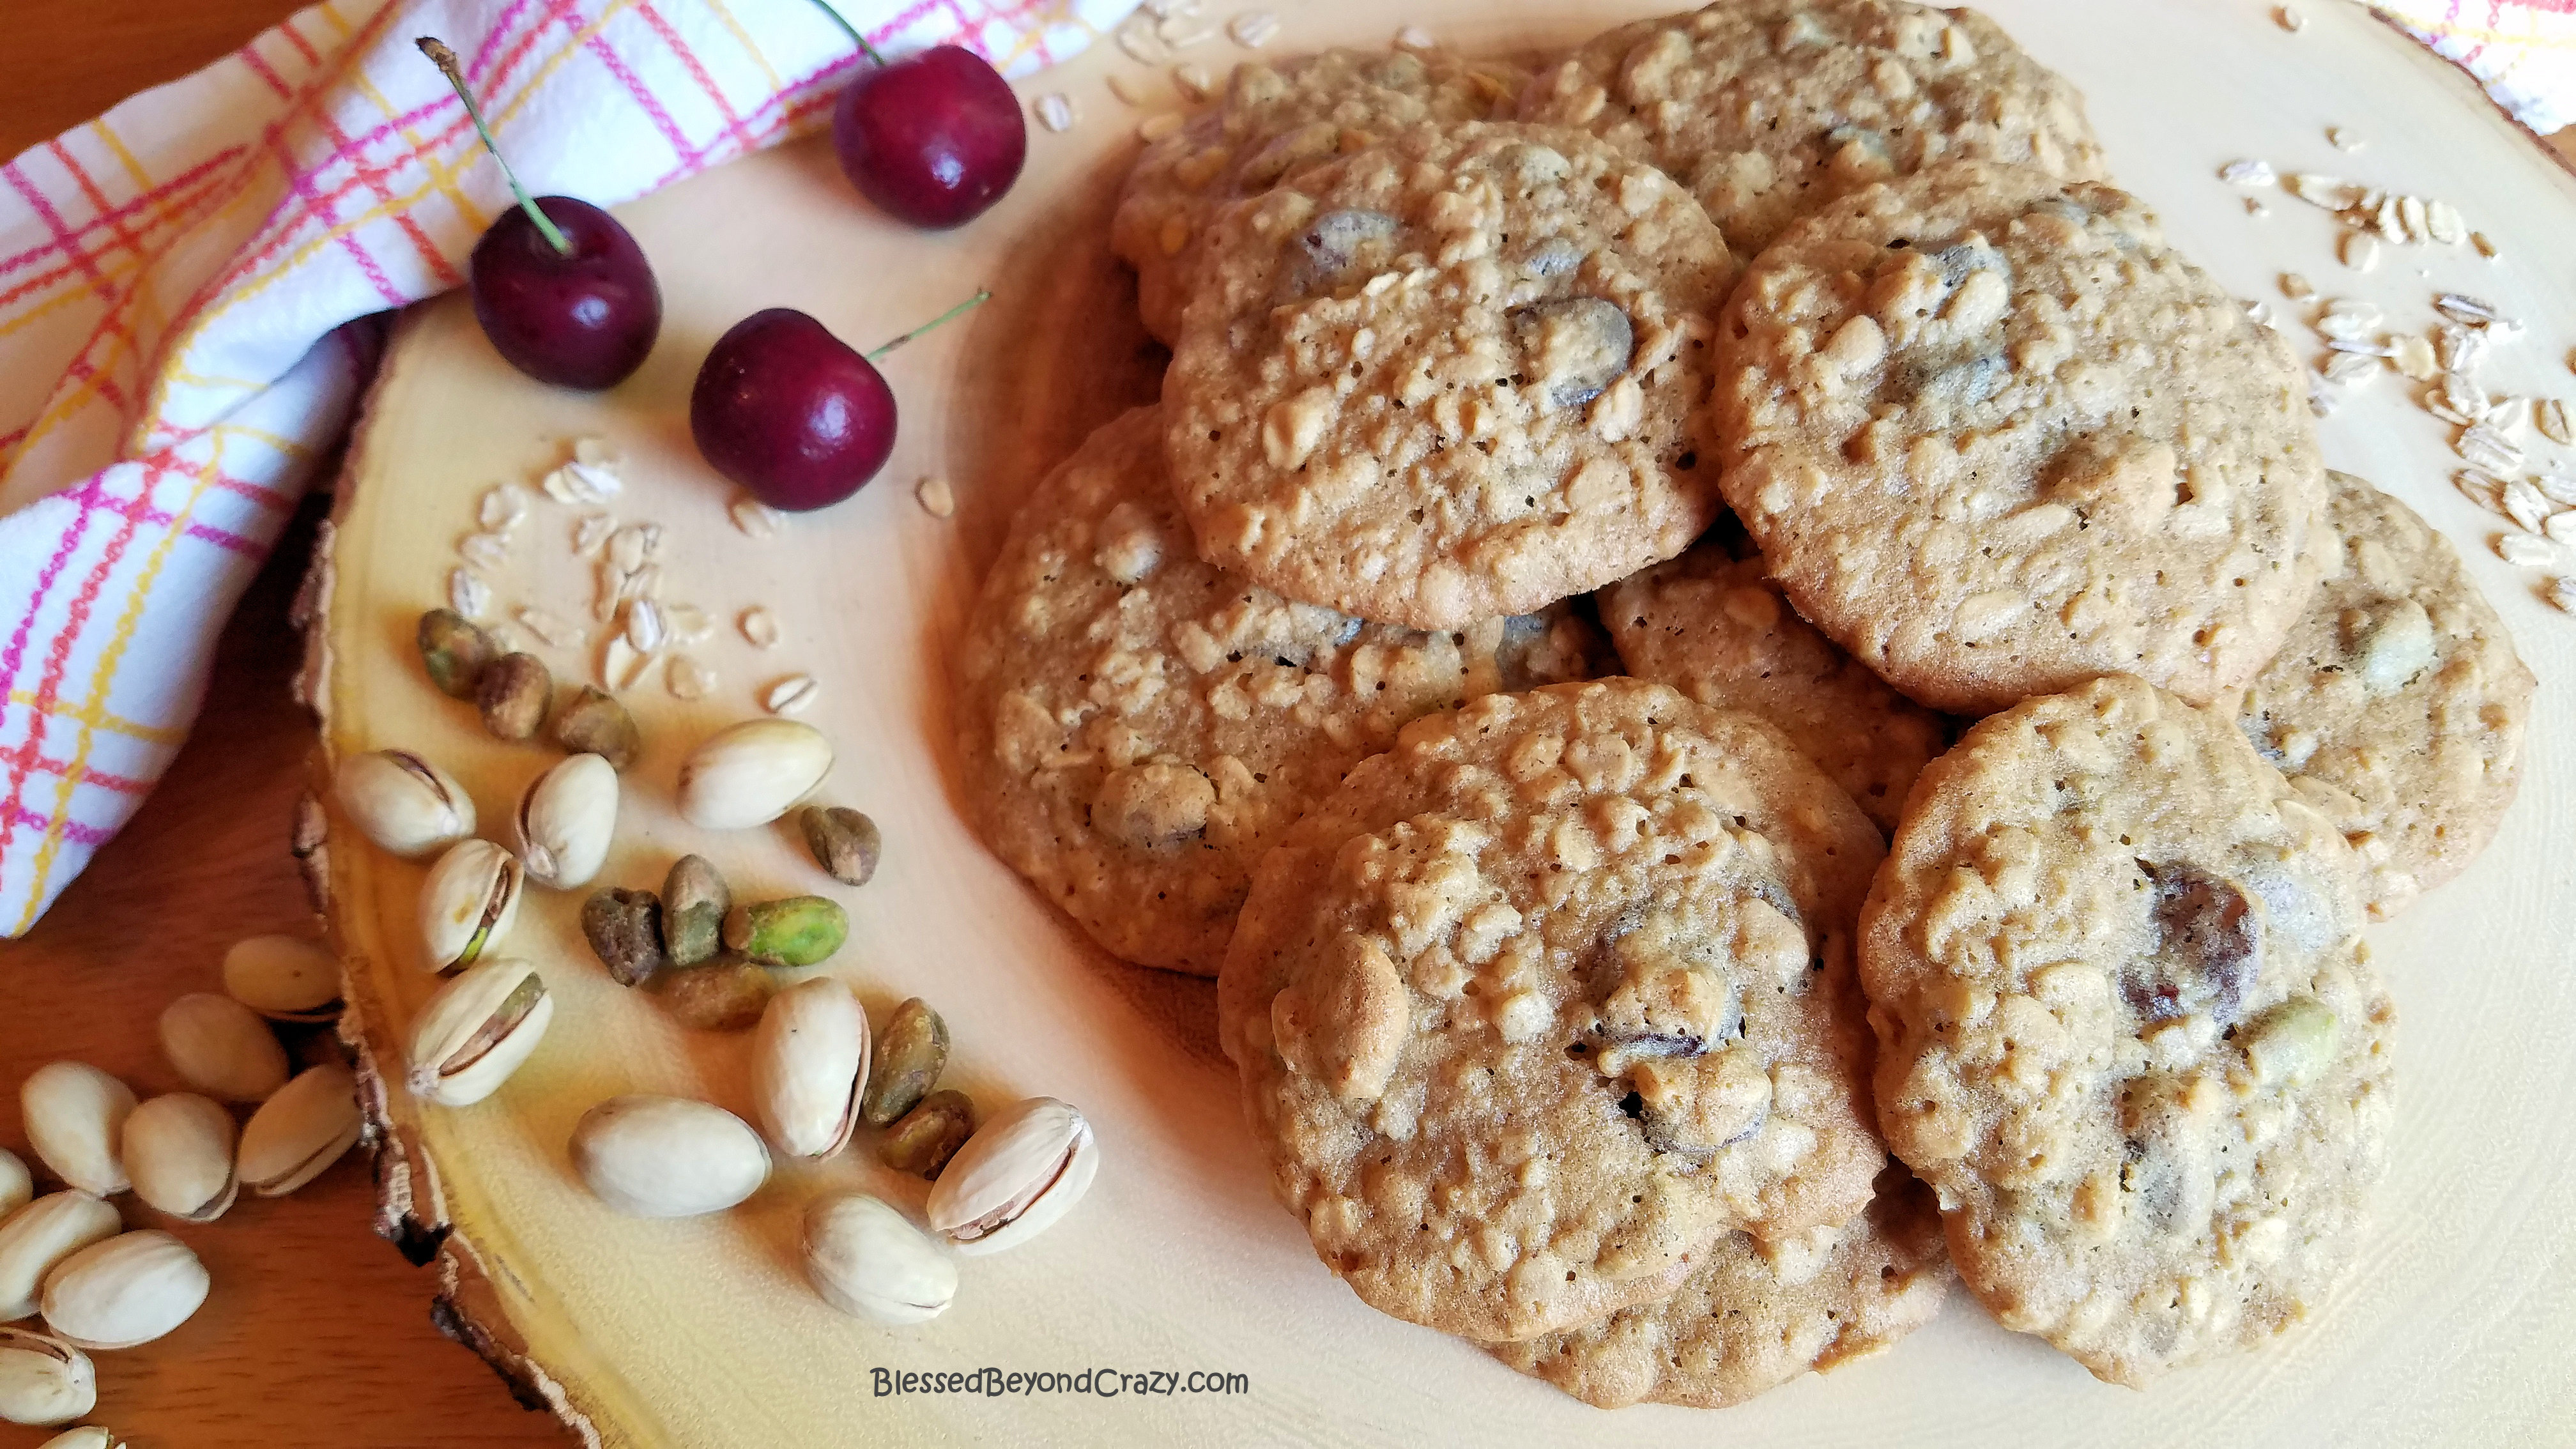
[{"xmin": 2125, "ymin": 861, "xmax": 2260, "ymax": 1026}]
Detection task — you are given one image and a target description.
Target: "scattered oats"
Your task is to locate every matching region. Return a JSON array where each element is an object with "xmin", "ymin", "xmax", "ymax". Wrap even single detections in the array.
[
  {"xmin": 666, "ymin": 654, "xmax": 716, "ymax": 701},
  {"xmin": 2281, "ymin": 272, "xmax": 2315, "ymax": 301},
  {"xmin": 623, "ymin": 563, "xmax": 663, "ymax": 604},
  {"xmin": 2277, "ymin": 4, "xmax": 2304, "ymax": 30},
  {"xmin": 1138, "ymin": 112, "xmax": 1184, "ymax": 142},
  {"xmin": 515, "ymin": 606, "xmax": 586, "ymax": 650},
  {"xmin": 623, "ymin": 597, "xmax": 666, "ymax": 654},
  {"xmin": 2325, "ymin": 337, "xmax": 2390, "ymax": 358},
  {"xmin": 2245, "ymin": 197, "xmax": 2269, "ymax": 218},
  {"xmin": 2550, "ymin": 576, "xmax": 2576, "ymax": 613},
  {"xmin": 2243, "ymin": 299, "xmax": 2274, "ymax": 327},
  {"xmin": 2497, "ymin": 532, "xmax": 2569, "ymax": 570},
  {"xmin": 2472, "ymin": 231, "xmax": 2499, "ymax": 259},
  {"xmin": 1395, "ymin": 24, "xmax": 1436, "ymax": 50},
  {"xmin": 2437, "ymin": 325, "xmax": 2488, "ymax": 375},
  {"xmin": 739, "ymin": 606, "xmax": 781, "ymax": 650},
  {"xmin": 915, "ymin": 475, "xmax": 956, "ymax": 518},
  {"xmin": 608, "ymin": 523, "xmax": 658, "ymax": 575},
  {"xmin": 1106, "ymin": 72, "xmax": 1147, "ymax": 105},
  {"xmin": 2327, "ymin": 126, "xmax": 2359, "ymax": 151},
  {"xmin": 2390, "ymin": 334, "xmax": 2437, "ymax": 381},
  {"xmin": 2426, "ymin": 199, "xmax": 2465, "ymax": 245},
  {"xmin": 2430, "ymin": 372, "xmax": 2488, "ymax": 426},
  {"xmin": 458, "ymin": 532, "xmax": 509, "ymax": 572},
  {"xmin": 448, "ymin": 568, "xmax": 491, "ymax": 621},
  {"xmin": 2488, "ymin": 396, "xmax": 2531, "ymax": 443},
  {"xmin": 2453, "ymin": 468, "xmax": 2505, "ymax": 512},
  {"xmin": 541, "ymin": 462, "xmax": 620, "ymax": 506},
  {"xmin": 2504, "ymin": 477, "xmax": 2552, "ymax": 534},
  {"xmin": 2547, "ymin": 512, "xmax": 2576, "ymax": 546},
  {"xmin": 2396, "ymin": 194, "xmax": 2428, "ymax": 243},
  {"xmin": 2321, "ymin": 351, "xmax": 2380, "ymax": 386},
  {"xmin": 478, "ymin": 484, "xmax": 529, "ymax": 534},
  {"xmin": 763, "ymin": 674, "xmax": 820, "ymax": 716},
  {"xmin": 1114, "ymin": 12, "xmax": 1169, "ymax": 63},
  {"xmin": 1227, "ymin": 9, "xmax": 1280, "ymax": 47},
  {"xmin": 2315, "ymin": 299, "xmax": 2382, "ymax": 339},
  {"xmin": 2540, "ymin": 399, "xmax": 2572, "ymax": 446},
  {"xmin": 2371, "ymin": 195, "xmax": 2406, "ymax": 242},
  {"xmin": 2220, "ymin": 159, "xmax": 2277, "ymax": 185},
  {"xmin": 600, "ymin": 634, "xmax": 650, "ymax": 693},
  {"xmin": 2538, "ymin": 470, "xmax": 2576, "ymax": 508},
  {"xmin": 2458, "ymin": 422, "xmax": 2526, "ymax": 475},
  {"xmin": 1034, "ymin": 93, "xmax": 1076, "ymax": 133},
  {"xmin": 2435, "ymin": 293, "xmax": 2503, "ymax": 326},
  {"xmin": 2339, "ymin": 230, "xmax": 2378, "ymax": 272},
  {"xmin": 663, "ymin": 602, "xmax": 714, "ymax": 645},
  {"xmin": 592, "ymin": 564, "xmax": 624, "ymax": 624},
  {"xmin": 1172, "ymin": 61, "xmax": 1213, "ymax": 102},
  {"xmin": 2286, "ymin": 173, "xmax": 2356, "ymax": 208},
  {"xmin": 1157, "ymin": 15, "xmax": 1216, "ymax": 47},
  {"xmin": 1139, "ymin": 0, "xmax": 1196, "ymax": 19},
  {"xmin": 2307, "ymin": 374, "xmax": 2336, "ymax": 418},
  {"xmin": 573, "ymin": 513, "xmax": 613, "ymax": 555},
  {"xmin": 730, "ymin": 495, "xmax": 784, "ymax": 539},
  {"xmin": 572, "ymin": 437, "xmax": 622, "ymax": 470}
]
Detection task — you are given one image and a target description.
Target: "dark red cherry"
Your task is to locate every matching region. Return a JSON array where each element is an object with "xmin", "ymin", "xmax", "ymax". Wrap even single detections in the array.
[
  {"xmin": 469, "ymin": 196, "xmax": 661, "ymax": 389},
  {"xmin": 831, "ymin": 45, "xmax": 1027, "ymax": 229},
  {"xmin": 689, "ymin": 309, "xmax": 894, "ymax": 512}
]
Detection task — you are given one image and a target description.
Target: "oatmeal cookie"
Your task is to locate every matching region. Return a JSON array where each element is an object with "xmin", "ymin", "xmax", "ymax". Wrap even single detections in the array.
[
  {"xmin": 1165, "ymin": 122, "xmax": 1736, "ymax": 630},
  {"xmin": 1219, "ymin": 679, "xmax": 1885, "ymax": 1340},
  {"xmin": 2234, "ymin": 471, "xmax": 2534, "ymax": 918},
  {"xmin": 1713, "ymin": 162, "xmax": 2326, "ymax": 714},
  {"xmin": 1485, "ymin": 1164, "xmax": 1952, "ymax": 1408},
  {"xmin": 1110, "ymin": 47, "xmax": 1524, "ymax": 343},
  {"xmin": 1602, "ymin": 533, "xmax": 1949, "ymax": 833},
  {"xmin": 1862, "ymin": 675, "xmax": 2395, "ymax": 1385},
  {"xmin": 957, "ymin": 406, "xmax": 1606, "ymax": 976},
  {"xmin": 1519, "ymin": 0, "xmax": 2106, "ymax": 257}
]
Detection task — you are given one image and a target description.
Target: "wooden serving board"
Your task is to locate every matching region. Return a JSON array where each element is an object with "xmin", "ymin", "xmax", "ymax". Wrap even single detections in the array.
[{"xmin": 313, "ymin": 1, "xmax": 2576, "ymax": 1443}]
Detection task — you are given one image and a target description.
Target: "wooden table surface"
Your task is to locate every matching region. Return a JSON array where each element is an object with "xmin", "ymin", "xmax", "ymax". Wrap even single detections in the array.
[{"xmin": 2, "ymin": 4, "xmax": 2572, "ymax": 1448}]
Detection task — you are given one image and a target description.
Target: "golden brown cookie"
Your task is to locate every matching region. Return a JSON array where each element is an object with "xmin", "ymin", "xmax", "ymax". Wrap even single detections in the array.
[
  {"xmin": 1220, "ymin": 680, "xmax": 1885, "ymax": 1341},
  {"xmin": 1713, "ymin": 162, "xmax": 2326, "ymax": 714},
  {"xmin": 2235, "ymin": 472, "xmax": 2535, "ymax": 917},
  {"xmin": 1863, "ymin": 675, "xmax": 2393, "ymax": 1386},
  {"xmin": 1520, "ymin": 0, "xmax": 2106, "ymax": 256},
  {"xmin": 956, "ymin": 406, "xmax": 1604, "ymax": 976},
  {"xmin": 1165, "ymin": 122, "xmax": 1735, "ymax": 629}
]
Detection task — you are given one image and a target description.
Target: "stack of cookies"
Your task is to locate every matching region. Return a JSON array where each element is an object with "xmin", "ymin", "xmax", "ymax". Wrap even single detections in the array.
[{"xmin": 956, "ymin": 0, "xmax": 2538, "ymax": 1403}]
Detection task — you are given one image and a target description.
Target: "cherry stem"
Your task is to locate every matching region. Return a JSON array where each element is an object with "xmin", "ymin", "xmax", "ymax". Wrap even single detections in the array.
[
  {"xmin": 801, "ymin": 0, "xmax": 889, "ymax": 66},
  {"xmin": 417, "ymin": 37, "xmax": 573, "ymax": 256},
  {"xmin": 866, "ymin": 289, "xmax": 992, "ymax": 361}
]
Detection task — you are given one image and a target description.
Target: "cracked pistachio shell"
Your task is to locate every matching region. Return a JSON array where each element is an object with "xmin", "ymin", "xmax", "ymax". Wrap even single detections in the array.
[
  {"xmin": 238, "ymin": 1065, "xmax": 363, "ymax": 1197},
  {"xmin": 802, "ymin": 1193, "xmax": 958, "ymax": 1326},
  {"xmin": 118, "ymin": 1096, "xmax": 236, "ymax": 1224},
  {"xmin": 0, "ymin": 1194, "xmax": 121, "ymax": 1323},
  {"xmin": 516, "ymin": 752, "xmax": 618, "ymax": 891},
  {"xmin": 38, "ymin": 1230, "xmax": 209, "ymax": 1351},
  {"xmin": 40, "ymin": 1428, "xmax": 123, "ymax": 1449},
  {"xmin": 0, "ymin": 1149, "xmax": 28, "ymax": 1223},
  {"xmin": 405, "ymin": 960, "xmax": 553, "ymax": 1109},
  {"xmin": 220, "ymin": 935, "xmax": 342, "ymax": 1022},
  {"xmin": 752, "ymin": 978, "xmax": 870, "ymax": 1160},
  {"xmin": 570, "ymin": 1096, "xmax": 769, "ymax": 1218},
  {"xmin": 675, "ymin": 719, "xmax": 832, "ymax": 830},
  {"xmin": 19, "ymin": 1064, "xmax": 135, "ymax": 1199},
  {"xmin": 334, "ymin": 749, "xmax": 475, "ymax": 858},
  {"xmin": 0, "ymin": 1328, "xmax": 95, "ymax": 1428},
  {"xmin": 924, "ymin": 1098, "xmax": 1099, "ymax": 1256},
  {"xmin": 418, "ymin": 839, "xmax": 525, "ymax": 973},
  {"xmin": 156, "ymin": 993, "xmax": 288, "ymax": 1103}
]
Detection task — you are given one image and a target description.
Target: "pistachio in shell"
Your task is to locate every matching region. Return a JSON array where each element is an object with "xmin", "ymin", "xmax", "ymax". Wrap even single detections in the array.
[
  {"xmin": 236, "ymin": 1064, "xmax": 364, "ymax": 1196},
  {"xmin": 220, "ymin": 935, "xmax": 342, "ymax": 1023},
  {"xmin": 802, "ymin": 1193, "xmax": 958, "ymax": 1326},
  {"xmin": 569, "ymin": 1096, "xmax": 769, "ymax": 1218},
  {"xmin": 118, "ymin": 1094, "xmax": 236, "ymax": 1223},
  {"xmin": 333, "ymin": 749, "xmax": 473, "ymax": 858},
  {"xmin": 417, "ymin": 838, "xmax": 525, "ymax": 973},
  {"xmin": 156, "ymin": 993, "xmax": 289, "ymax": 1103},
  {"xmin": 0, "ymin": 1326, "xmax": 95, "ymax": 1427},
  {"xmin": 0, "ymin": 1193, "xmax": 121, "ymax": 1323},
  {"xmin": 17, "ymin": 1064, "xmax": 135, "ymax": 1199},
  {"xmin": 36, "ymin": 1230, "xmax": 209, "ymax": 1351},
  {"xmin": 404, "ymin": 959, "xmax": 553, "ymax": 1108}
]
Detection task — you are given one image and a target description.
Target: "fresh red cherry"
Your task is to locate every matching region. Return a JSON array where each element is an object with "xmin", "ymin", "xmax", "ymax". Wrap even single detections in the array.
[
  {"xmin": 420, "ymin": 39, "xmax": 659, "ymax": 388},
  {"xmin": 802, "ymin": 4, "xmax": 1025, "ymax": 229},
  {"xmin": 689, "ymin": 292, "xmax": 986, "ymax": 512}
]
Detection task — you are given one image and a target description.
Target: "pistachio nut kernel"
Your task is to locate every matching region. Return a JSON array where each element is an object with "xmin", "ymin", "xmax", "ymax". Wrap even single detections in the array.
[
  {"xmin": 0, "ymin": 1193, "xmax": 121, "ymax": 1322},
  {"xmin": 406, "ymin": 960, "xmax": 553, "ymax": 1109},
  {"xmin": 18, "ymin": 1063, "xmax": 135, "ymax": 1199},
  {"xmin": 676, "ymin": 717, "xmax": 833, "ymax": 830},
  {"xmin": 878, "ymin": 1091, "xmax": 976, "ymax": 1178},
  {"xmin": 802, "ymin": 1193, "xmax": 959, "ymax": 1326},
  {"xmin": 476, "ymin": 651, "xmax": 553, "ymax": 741},
  {"xmin": 0, "ymin": 1327, "xmax": 96, "ymax": 1428},
  {"xmin": 924, "ymin": 1097, "xmax": 1100, "ymax": 1255},
  {"xmin": 220, "ymin": 935, "xmax": 342, "ymax": 1022},
  {"xmin": 570, "ymin": 1096, "xmax": 770, "ymax": 1218},
  {"xmin": 799, "ymin": 806, "xmax": 882, "ymax": 887},
  {"xmin": 648, "ymin": 960, "xmax": 773, "ymax": 1032},
  {"xmin": 581, "ymin": 888, "xmax": 668, "ymax": 986},
  {"xmin": 2245, "ymin": 997, "xmax": 2341, "ymax": 1087},
  {"xmin": 753, "ymin": 977, "xmax": 871, "ymax": 1160},
  {"xmin": 1, "ymin": 1147, "xmax": 32, "ymax": 1222},
  {"xmin": 39, "ymin": 1427, "xmax": 123, "ymax": 1449},
  {"xmin": 516, "ymin": 752, "xmax": 619, "ymax": 891},
  {"xmin": 118, "ymin": 1094, "xmax": 237, "ymax": 1224},
  {"xmin": 862, "ymin": 998, "xmax": 951, "ymax": 1126},
  {"xmin": 552, "ymin": 686, "xmax": 641, "ymax": 770},
  {"xmin": 156, "ymin": 993, "xmax": 289, "ymax": 1103},
  {"xmin": 38, "ymin": 1230, "xmax": 210, "ymax": 1351},
  {"xmin": 417, "ymin": 608, "xmax": 497, "ymax": 700},
  {"xmin": 333, "ymin": 749, "xmax": 475, "ymax": 859},
  {"xmin": 237, "ymin": 1065, "xmax": 363, "ymax": 1197},
  {"xmin": 662, "ymin": 854, "xmax": 732, "ymax": 966},
  {"xmin": 723, "ymin": 896, "xmax": 848, "ymax": 967},
  {"xmin": 418, "ymin": 838, "xmax": 525, "ymax": 973}
]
